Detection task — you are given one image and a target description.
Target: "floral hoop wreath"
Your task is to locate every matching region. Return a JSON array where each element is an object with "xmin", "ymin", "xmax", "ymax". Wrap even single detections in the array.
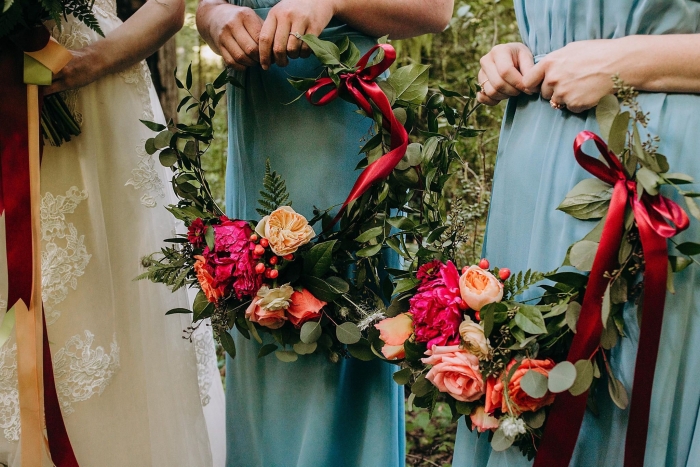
[{"xmin": 141, "ymin": 37, "xmax": 700, "ymax": 464}]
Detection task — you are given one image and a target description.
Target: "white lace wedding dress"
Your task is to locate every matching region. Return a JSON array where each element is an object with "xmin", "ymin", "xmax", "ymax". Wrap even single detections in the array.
[{"xmin": 0, "ymin": 1, "xmax": 225, "ymax": 465}]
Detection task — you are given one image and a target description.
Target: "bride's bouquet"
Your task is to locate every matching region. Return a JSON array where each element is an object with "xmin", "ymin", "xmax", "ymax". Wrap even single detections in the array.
[{"xmin": 0, "ymin": 0, "xmax": 102, "ymax": 146}]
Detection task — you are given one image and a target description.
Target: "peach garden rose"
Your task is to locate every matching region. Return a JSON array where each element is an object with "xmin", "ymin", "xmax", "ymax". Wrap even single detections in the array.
[
  {"xmin": 422, "ymin": 345, "xmax": 485, "ymax": 402},
  {"xmin": 245, "ymin": 285, "xmax": 294, "ymax": 329},
  {"xmin": 459, "ymin": 265, "xmax": 503, "ymax": 311},
  {"xmin": 459, "ymin": 316, "xmax": 491, "ymax": 360},
  {"xmin": 255, "ymin": 206, "xmax": 315, "ymax": 256},
  {"xmin": 375, "ymin": 313, "xmax": 414, "ymax": 360}
]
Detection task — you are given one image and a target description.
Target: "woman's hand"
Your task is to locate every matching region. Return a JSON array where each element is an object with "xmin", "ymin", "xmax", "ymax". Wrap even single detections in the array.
[
  {"xmin": 258, "ymin": 0, "xmax": 336, "ymax": 70},
  {"xmin": 522, "ymin": 39, "xmax": 623, "ymax": 113},
  {"xmin": 45, "ymin": 47, "xmax": 104, "ymax": 95},
  {"xmin": 197, "ymin": 2, "xmax": 264, "ymax": 71},
  {"xmin": 476, "ymin": 43, "xmax": 536, "ymax": 106}
]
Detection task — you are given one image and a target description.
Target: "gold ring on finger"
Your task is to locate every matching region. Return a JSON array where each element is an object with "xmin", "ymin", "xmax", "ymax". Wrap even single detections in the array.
[{"xmin": 478, "ymin": 79, "xmax": 489, "ymax": 89}]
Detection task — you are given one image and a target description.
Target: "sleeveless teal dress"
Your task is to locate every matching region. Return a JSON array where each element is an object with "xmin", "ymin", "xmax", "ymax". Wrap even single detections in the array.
[
  {"xmin": 224, "ymin": 2, "xmax": 405, "ymax": 466},
  {"xmin": 453, "ymin": 1, "xmax": 700, "ymax": 466}
]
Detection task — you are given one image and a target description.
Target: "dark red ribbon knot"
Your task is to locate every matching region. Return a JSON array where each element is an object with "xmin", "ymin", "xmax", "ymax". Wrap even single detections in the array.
[
  {"xmin": 534, "ymin": 130, "xmax": 688, "ymax": 467},
  {"xmin": 305, "ymin": 44, "xmax": 408, "ymax": 223}
]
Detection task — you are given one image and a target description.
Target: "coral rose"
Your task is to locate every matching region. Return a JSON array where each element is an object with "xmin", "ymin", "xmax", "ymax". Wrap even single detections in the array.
[
  {"xmin": 245, "ymin": 285, "xmax": 294, "ymax": 329},
  {"xmin": 422, "ymin": 345, "xmax": 485, "ymax": 402},
  {"xmin": 488, "ymin": 358, "xmax": 557, "ymax": 415},
  {"xmin": 194, "ymin": 255, "xmax": 225, "ymax": 302},
  {"xmin": 459, "ymin": 265, "xmax": 503, "ymax": 311},
  {"xmin": 459, "ymin": 316, "xmax": 491, "ymax": 360},
  {"xmin": 287, "ymin": 289, "xmax": 326, "ymax": 327},
  {"xmin": 470, "ymin": 405, "xmax": 500, "ymax": 433},
  {"xmin": 375, "ymin": 313, "xmax": 414, "ymax": 360},
  {"xmin": 255, "ymin": 206, "xmax": 315, "ymax": 256}
]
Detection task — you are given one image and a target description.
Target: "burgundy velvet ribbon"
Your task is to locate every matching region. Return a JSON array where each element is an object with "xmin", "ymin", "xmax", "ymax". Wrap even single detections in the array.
[
  {"xmin": 0, "ymin": 40, "xmax": 80, "ymax": 467},
  {"xmin": 305, "ymin": 44, "xmax": 408, "ymax": 223},
  {"xmin": 534, "ymin": 131, "xmax": 689, "ymax": 467}
]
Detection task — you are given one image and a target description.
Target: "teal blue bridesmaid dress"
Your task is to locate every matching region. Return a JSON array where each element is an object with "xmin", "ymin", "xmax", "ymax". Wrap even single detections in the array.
[
  {"xmin": 224, "ymin": 2, "xmax": 405, "ymax": 466},
  {"xmin": 453, "ymin": 1, "xmax": 700, "ymax": 466}
]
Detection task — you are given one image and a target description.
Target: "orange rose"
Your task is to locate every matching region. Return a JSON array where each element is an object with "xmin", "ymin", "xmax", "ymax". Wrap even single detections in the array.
[
  {"xmin": 470, "ymin": 405, "xmax": 500, "ymax": 433},
  {"xmin": 375, "ymin": 313, "xmax": 414, "ymax": 360},
  {"xmin": 488, "ymin": 358, "xmax": 556, "ymax": 415},
  {"xmin": 459, "ymin": 265, "xmax": 503, "ymax": 311},
  {"xmin": 255, "ymin": 206, "xmax": 315, "ymax": 256},
  {"xmin": 245, "ymin": 285, "xmax": 293, "ymax": 329},
  {"xmin": 194, "ymin": 255, "xmax": 224, "ymax": 303},
  {"xmin": 287, "ymin": 289, "xmax": 326, "ymax": 327}
]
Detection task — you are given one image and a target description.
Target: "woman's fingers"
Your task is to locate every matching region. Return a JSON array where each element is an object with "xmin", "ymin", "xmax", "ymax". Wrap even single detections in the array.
[
  {"xmin": 476, "ymin": 69, "xmax": 500, "ymax": 106},
  {"xmin": 515, "ymin": 46, "xmax": 538, "ymax": 92},
  {"xmin": 258, "ymin": 14, "xmax": 277, "ymax": 70},
  {"xmin": 286, "ymin": 21, "xmax": 306, "ymax": 60},
  {"xmin": 221, "ymin": 34, "xmax": 257, "ymax": 68},
  {"xmin": 522, "ymin": 61, "xmax": 546, "ymax": 96},
  {"xmin": 272, "ymin": 18, "xmax": 292, "ymax": 67},
  {"xmin": 479, "ymin": 54, "xmax": 520, "ymax": 100}
]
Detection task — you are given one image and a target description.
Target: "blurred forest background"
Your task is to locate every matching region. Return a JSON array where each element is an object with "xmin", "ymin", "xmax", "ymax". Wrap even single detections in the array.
[{"xmin": 117, "ymin": 1, "xmax": 519, "ymax": 465}]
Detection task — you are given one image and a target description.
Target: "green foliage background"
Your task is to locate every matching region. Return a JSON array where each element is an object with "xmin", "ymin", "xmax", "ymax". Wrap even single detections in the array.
[{"xmin": 176, "ymin": 1, "xmax": 518, "ymax": 465}]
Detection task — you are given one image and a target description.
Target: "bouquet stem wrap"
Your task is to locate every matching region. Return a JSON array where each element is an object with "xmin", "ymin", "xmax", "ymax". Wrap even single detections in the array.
[
  {"xmin": 305, "ymin": 44, "xmax": 408, "ymax": 224},
  {"xmin": 0, "ymin": 29, "xmax": 79, "ymax": 467},
  {"xmin": 534, "ymin": 131, "xmax": 689, "ymax": 467}
]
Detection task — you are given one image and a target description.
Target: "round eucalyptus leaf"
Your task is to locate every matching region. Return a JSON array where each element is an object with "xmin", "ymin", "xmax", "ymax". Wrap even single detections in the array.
[
  {"xmin": 275, "ymin": 350, "xmax": 299, "ymax": 363},
  {"xmin": 159, "ymin": 148, "xmax": 178, "ymax": 167},
  {"xmin": 293, "ymin": 341, "xmax": 317, "ymax": 355},
  {"xmin": 520, "ymin": 369, "xmax": 548, "ymax": 399},
  {"xmin": 491, "ymin": 428, "xmax": 515, "ymax": 452},
  {"xmin": 336, "ymin": 322, "xmax": 361, "ymax": 345},
  {"xmin": 569, "ymin": 359, "xmax": 594, "ymax": 396},
  {"xmin": 300, "ymin": 320, "xmax": 322, "ymax": 344},
  {"xmin": 547, "ymin": 361, "xmax": 577, "ymax": 393}
]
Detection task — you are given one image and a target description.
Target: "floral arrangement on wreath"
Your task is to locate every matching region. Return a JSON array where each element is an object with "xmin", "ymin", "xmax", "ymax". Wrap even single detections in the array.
[
  {"xmin": 0, "ymin": 0, "xmax": 102, "ymax": 146},
  {"xmin": 378, "ymin": 78, "xmax": 700, "ymax": 465},
  {"xmin": 139, "ymin": 32, "xmax": 700, "ymax": 464},
  {"xmin": 139, "ymin": 36, "xmax": 484, "ymax": 364}
]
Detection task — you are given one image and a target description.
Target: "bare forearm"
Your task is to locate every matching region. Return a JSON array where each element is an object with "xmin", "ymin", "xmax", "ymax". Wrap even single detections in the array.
[
  {"xmin": 333, "ymin": 0, "xmax": 453, "ymax": 39},
  {"xmin": 619, "ymin": 34, "xmax": 700, "ymax": 94},
  {"xmin": 89, "ymin": 0, "xmax": 185, "ymax": 77}
]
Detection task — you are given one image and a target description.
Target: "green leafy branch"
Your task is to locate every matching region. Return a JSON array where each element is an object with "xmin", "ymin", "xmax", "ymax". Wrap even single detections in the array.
[{"xmin": 256, "ymin": 159, "xmax": 291, "ymax": 216}]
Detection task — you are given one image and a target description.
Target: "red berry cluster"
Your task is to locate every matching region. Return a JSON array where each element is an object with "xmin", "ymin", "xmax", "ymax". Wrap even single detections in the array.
[{"xmin": 249, "ymin": 234, "xmax": 294, "ymax": 280}]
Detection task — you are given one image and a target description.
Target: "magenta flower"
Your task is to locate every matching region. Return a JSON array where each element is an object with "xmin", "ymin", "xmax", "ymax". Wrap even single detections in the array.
[{"xmin": 409, "ymin": 261, "xmax": 464, "ymax": 348}]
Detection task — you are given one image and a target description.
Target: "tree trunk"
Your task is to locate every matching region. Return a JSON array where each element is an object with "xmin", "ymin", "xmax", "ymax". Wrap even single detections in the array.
[{"xmin": 115, "ymin": 0, "xmax": 179, "ymax": 123}]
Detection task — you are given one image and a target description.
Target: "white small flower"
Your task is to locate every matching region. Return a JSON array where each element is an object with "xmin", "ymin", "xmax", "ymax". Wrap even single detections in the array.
[
  {"xmin": 256, "ymin": 284, "xmax": 294, "ymax": 311},
  {"xmin": 499, "ymin": 416, "xmax": 526, "ymax": 438}
]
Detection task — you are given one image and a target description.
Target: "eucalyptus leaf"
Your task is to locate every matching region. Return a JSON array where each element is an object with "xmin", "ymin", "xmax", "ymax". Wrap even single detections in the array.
[
  {"xmin": 275, "ymin": 350, "xmax": 299, "ymax": 363},
  {"xmin": 336, "ymin": 322, "xmax": 361, "ymax": 345},
  {"xmin": 355, "ymin": 227, "xmax": 383, "ymax": 243},
  {"xmin": 300, "ymin": 320, "xmax": 322, "ymax": 344},
  {"xmin": 610, "ymin": 277, "xmax": 628, "ymax": 304},
  {"xmin": 159, "ymin": 148, "xmax": 177, "ymax": 167},
  {"xmin": 547, "ymin": 361, "xmax": 577, "ymax": 393},
  {"xmin": 257, "ymin": 343, "xmax": 278, "ymax": 358},
  {"xmin": 566, "ymin": 302, "xmax": 582, "ymax": 333},
  {"xmin": 293, "ymin": 341, "xmax": 318, "ymax": 355},
  {"xmin": 522, "ymin": 410, "xmax": 546, "ymax": 429},
  {"xmin": 685, "ymin": 196, "xmax": 700, "ymax": 221},
  {"xmin": 520, "ymin": 369, "xmax": 548, "ymax": 398},
  {"xmin": 636, "ymin": 166, "xmax": 662, "ymax": 196},
  {"xmin": 557, "ymin": 182, "xmax": 612, "ymax": 220},
  {"xmin": 154, "ymin": 130, "xmax": 173, "ymax": 150},
  {"xmin": 601, "ymin": 282, "xmax": 612, "ymax": 328},
  {"xmin": 569, "ymin": 359, "xmax": 594, "ymax": 396},
  {"xmin": 491, "ymin": 428, "xmax": 515, "ymax": 452},
  {"xmin": 607, "ymin": 111, "xmax": 630, "ymax": 155},
  {"xmin": 347, "ymin": 342, "xmax": 375, "ymax": 361},
  {"xmin": 608, "ymin": 375, "xmax": 629, "ymax": 409},
  {"xmin": 411, "ymin": 375, "xmax": 433, "ymax": 397}
]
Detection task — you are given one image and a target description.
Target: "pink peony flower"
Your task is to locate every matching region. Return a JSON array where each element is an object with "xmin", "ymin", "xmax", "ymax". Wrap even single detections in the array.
[
  {"xmin": 409, "ymin": 261, "xmax": 464, "ymax": 348},
  {"xmin": 470, "ymin": 405, "xmax": 500, "ymax": 433},
  {"xmin": 188, "ymin": 218, "xmax": 208, "ymax": 248},
  {"xmin": 422, "ymin": 345, "xmax": 485, "ymax": 402},
  {"xmin": 207, "ymin": 217, "xmax": 262, "ymax": 299}
]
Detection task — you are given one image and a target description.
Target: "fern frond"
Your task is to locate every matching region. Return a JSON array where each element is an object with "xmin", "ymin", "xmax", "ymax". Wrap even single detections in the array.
[
  {"xmin": 503, "ymin": 268, "xmax": 547, "ymax": 300},
  {"xmin": 256, "ymin": 159, "xmax": 291, "ymax": 216}
]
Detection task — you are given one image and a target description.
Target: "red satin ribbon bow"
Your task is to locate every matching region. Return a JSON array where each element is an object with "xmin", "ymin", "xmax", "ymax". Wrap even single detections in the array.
[
  {"xmin": 534, "ymin": 131, "xmax": 689, "ymax": 467},
  {"xmin": 305, "ymin": 44, "xmax": 408, "ymax": 223}
]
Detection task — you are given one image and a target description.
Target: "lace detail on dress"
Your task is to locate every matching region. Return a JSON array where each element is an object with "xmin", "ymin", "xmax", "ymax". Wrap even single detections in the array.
[
  {"xmin": 41, "ymin": 187, "xmax": 91, "ymax": 325},
  {"xmin": 53, "ymin": 331, "xmax": 121, "ymax": 416},
  {"xmin": 92, "ymin": 0, "xmax": 118, "ymax": 19},
  {"xmin": 125, "ymin": 140, "xmax": 166, "ymax": 208},
  {"xmin": 193, "ymin": 324, "xmax": 217, "ymax": 407},
  {"xmin": 118, "ymin": 62, "xmax": 155, "ymax": 121},
  {"xmin": 50, "ymin": 25, "xmax": 92, "ymax": 127},
  {"xmin": 0, "ymin": 298, "xmax": 20, "ymax": 443}
]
